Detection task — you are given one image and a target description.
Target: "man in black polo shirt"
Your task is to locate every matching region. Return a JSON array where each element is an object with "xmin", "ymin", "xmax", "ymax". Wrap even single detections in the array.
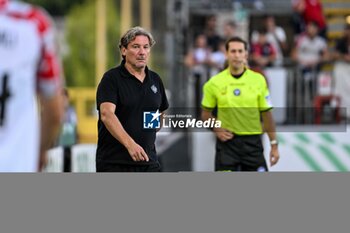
[{"xmin": 96, "ymin": 27, "xmax": 169, "ymax": 172}]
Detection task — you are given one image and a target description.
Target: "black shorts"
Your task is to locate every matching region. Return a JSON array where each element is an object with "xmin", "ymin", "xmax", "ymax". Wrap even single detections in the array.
[
  {"xmin": 215, "ymin": 135, "xmax": 268, "ymax": 172},
  {"xmin": 96, "ymin": 161, "xmax": 162, "ymax": 172}
]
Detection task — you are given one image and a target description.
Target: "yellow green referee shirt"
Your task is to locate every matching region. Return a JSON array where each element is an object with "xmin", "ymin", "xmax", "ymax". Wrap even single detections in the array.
[{"xmin": 201, "ymin": 68, "xmax": 273, "ymax": 135}]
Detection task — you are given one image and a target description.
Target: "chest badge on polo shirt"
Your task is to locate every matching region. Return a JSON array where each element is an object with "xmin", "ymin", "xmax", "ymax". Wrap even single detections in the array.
[
  {"xmin": 220, "ymin": 86, "xmax": 227, "ymax": 95},
  {"xmin": 233, "ymin": 89, "xmax": 241, "ymax": 96},
  {"xmin": 151, "ymin": 85, "xmax": 158, "ymax": 94}
]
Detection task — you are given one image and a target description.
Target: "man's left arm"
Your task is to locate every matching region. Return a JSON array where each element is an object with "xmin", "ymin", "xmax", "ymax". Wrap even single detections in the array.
[
  {"xmin": 39, "ymin": 91, "xmax": 64, "ymax": 171},
  {"xmin": 157, "ymin": 77, "xmax": 169, "ymax": 132},
  {"xmin": 36, "ymin": 6, "xmax": 65, "ymax": 171},
  {"xmin": 261, "ymin": 111, "xmax": 280, "ymax": 166}
]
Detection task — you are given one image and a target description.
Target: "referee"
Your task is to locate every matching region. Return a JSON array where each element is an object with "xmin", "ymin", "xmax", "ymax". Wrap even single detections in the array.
[
  {"xmin": 201, "ymin": 37, "xmax": 280, "ymax": 171},
  {"xmin": 96, "ymin": 27, "xmax": 169, "ymax": 172}
]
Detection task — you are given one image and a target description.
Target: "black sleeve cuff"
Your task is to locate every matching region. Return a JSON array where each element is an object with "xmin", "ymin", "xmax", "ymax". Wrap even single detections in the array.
[{"xmin": 260, "ymin": 107, "xmax": 273, "ymax": 113}]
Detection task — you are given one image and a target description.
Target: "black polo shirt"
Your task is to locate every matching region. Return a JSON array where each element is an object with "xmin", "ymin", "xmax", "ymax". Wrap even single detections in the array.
[{"xmin": 96, "ymin": 61, "xmax": 169, "ymax": 165}]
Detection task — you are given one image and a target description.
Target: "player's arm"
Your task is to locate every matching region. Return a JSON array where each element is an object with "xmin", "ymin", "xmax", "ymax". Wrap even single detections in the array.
[
  {"xmin": 201, "ymin": 81, "xmax": 233, "ymax": 142},
  {"xmin": 33, "ymin": 5, "xmax": 65, "ymax": 171},
  {"xmin": 201, "ymin": 108, "xmax": 212, "ymax": 121},
  {"xmin": 261, "ymin": 111, "xmax": 279, "ymax": 166},
  {"xmin": 100, "ymin": 102, "xmax": 149, "ymax": 162},
  {"xmin": 38, "ymin": 90, "xmax": 64, "ymax": 171},
  {"xmin": 157, "ymin": 78, "xmax": 169, "ymax": 132}
]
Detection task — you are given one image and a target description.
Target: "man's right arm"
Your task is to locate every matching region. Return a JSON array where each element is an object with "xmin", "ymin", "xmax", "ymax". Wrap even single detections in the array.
[
  {"xmin": 201, "ymin": 81, "xmax": 233, "ymax": 142},
  {"xmin": 100, "ymin": 102, "xmax": 149, "ymax": 162},
  {"xmin": 201, "ymin": 109, "xmax": 233, "ymax": 142}
]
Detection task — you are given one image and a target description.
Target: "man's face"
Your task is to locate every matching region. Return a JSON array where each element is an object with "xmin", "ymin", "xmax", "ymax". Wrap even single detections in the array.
[
  {"xmin": 226, "ymin": 41, "xmax": 247, "ymax": 70},
  {"xmin": 258, "ymin": 33, "xmax": 267, "ymax": 44},
  {"xmin": 224, "ymin": 24, "xmax": 235, "ymax": 38},
  {"xmin": 306, "ymin": 23, "xmax": 318, "ymax": 38},
  {"xmin": 122, "ymin": 35, "xmax": 151, "ymax": 70}
]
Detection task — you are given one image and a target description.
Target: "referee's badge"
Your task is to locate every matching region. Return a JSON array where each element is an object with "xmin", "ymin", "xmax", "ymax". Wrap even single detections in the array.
[
  {"xmin": 151, "ymin": 85, "xmax": 158, "ymax": 94},
  {"xmin": 233, "ymin": 89, "xmax": 241, "ymax": 96},
  {"xmin": 221, "ymin": 86, "xmax": 227, "ymax": 95}
]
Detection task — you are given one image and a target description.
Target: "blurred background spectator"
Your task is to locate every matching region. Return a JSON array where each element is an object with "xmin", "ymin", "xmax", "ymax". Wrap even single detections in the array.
[
  {"xmin": 291, "ymin": 0, "xmax": 327, "ymax": 39},
  {"xmin": 184, "ymin": 33, "xmax": 211, "ymax": 115},
  {"xmin": 292, "ymin": 21, "xmax": 329, "ymax": 73},
  {"xmin": 251, "ymin": 14, "xmax": 287, "ymax": 66},
  {"xmin": 333, "ymin": 24, "xmax": 350, "ymax": 119},
  {"xmin": 250, "ymin": 28, "xmax": 277, "ymax": 73},
  {"xmin": 223, "ymin": 20, "xmax": 238, "ymax": 41},
  {"xmin": 208, "ymin": 39, "xmax": 227, "ymax": 77},
  {"xmin": 56, "ymin": 88, "xmax": 78, "ymax": 172},
  {"xmin": 291, "ymin": 20, "xmax": 329, "ymax": 121},
  {"xmin": 184, "ymin": 34, "xmax": 211, "ymax": 76},
  {"xmin": 203, "ymin": 15, "xmax": 222, "ymax": 52}
]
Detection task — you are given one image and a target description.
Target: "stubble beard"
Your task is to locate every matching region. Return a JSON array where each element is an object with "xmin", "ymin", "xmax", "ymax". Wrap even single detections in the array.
[
  {"xmin": 134, "ymin": 62, "xmax": 146, "ymax": 70},
  {"xmin": 230, "ymin": 60, "xmax": 244, "ymax": 74}
]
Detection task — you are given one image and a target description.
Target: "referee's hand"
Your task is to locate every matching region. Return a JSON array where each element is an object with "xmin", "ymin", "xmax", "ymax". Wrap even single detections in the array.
[
  {"xmin": 214, "ymin": 128, "xmax": 234, "ymax": 142},
  {"xmin": 270, "ymin": 145, "xmax": 280, "ymax": 166},
  {"xmin": 126, "ymin": 141, "xmax": 149, "ymax": 162},
  {"xmin": 38, "ymin": 150, "xmax": 48, "ymax": 172}
]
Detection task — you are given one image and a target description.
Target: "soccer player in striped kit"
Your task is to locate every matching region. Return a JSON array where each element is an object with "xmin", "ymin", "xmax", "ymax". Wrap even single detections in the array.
[{"xmin": 0, "ymin": 0, "xmax": 64, "ymax": 172}]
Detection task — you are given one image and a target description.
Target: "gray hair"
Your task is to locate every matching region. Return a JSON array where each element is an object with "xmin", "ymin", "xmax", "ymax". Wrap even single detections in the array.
[{"xmin": 119, "ymin": 26, "xmax": 156, "ymax": 50}]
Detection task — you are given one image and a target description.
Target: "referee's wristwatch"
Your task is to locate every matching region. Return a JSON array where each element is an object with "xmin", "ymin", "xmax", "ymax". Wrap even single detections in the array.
[{"xmin": 270, "ymin": 140, "xmax": 278, "ymax": 146}]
